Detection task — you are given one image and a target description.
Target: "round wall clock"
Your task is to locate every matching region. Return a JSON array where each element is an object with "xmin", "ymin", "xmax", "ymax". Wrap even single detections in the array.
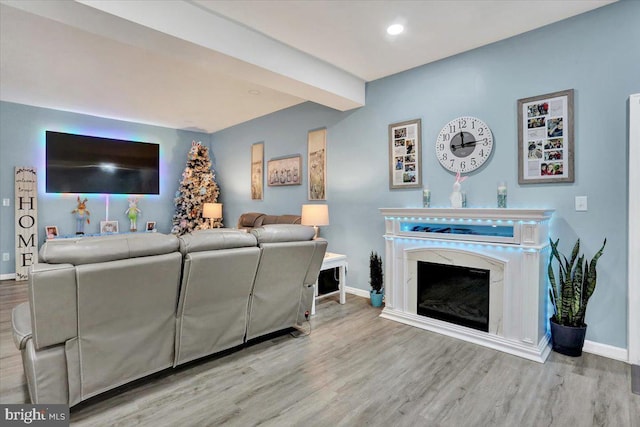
[{"xmin": 436, "ymin": 116, "xmax": 493, "ymax": 173}]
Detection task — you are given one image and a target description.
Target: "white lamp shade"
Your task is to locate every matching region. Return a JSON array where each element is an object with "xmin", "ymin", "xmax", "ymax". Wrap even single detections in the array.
[
  {"xmin": 203, "ymin": 202, "xmax": 222, "ymax": 219},
  {"xmin": 301, "ymin": 204, "xmax": 329, "ymax": 226}
]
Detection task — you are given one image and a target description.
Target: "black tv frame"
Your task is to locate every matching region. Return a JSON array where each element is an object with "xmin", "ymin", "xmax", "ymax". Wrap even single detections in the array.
[{"xmin": 46, "ymin": 131, "xmax": 160, "ymax": 195}]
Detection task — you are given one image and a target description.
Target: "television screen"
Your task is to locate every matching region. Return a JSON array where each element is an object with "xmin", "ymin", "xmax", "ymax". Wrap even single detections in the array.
[{"xmin": 46, "ymin": 131, "xmax": 160, "ymax": 195}]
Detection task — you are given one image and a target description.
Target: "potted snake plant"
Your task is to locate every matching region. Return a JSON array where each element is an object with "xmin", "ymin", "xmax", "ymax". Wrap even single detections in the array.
[
  {"xmin": 548, "ymin": 237, "xmax": 606, "ymax": 356},
  {"xmin": 369, "ymin": 251, "xmax": 384, "ymax": 307}
]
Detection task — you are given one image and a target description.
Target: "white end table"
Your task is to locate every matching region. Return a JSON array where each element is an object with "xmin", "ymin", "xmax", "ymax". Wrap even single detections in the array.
[{"xmin": 311, "ymin": 252, "xmax": 347, "ymax": 315}]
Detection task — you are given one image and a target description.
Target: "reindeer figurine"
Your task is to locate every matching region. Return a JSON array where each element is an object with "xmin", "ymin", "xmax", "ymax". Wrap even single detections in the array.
[
  {"xmin": 450, "ymin": 172, "xmax": 468, "ymax": 208},
  {"xmin": 125, "ymin": 198, "xmax": 142, "ymax": 232},
  {"xmin": 72, "ymin": 196, "xmax": 90, "ymax": 235}
]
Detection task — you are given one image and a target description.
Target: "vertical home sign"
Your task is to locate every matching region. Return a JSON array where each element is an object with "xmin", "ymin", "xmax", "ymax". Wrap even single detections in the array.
[{"xmin": 15, "ymin": 167, "xmax": 38, "ymax": 281}]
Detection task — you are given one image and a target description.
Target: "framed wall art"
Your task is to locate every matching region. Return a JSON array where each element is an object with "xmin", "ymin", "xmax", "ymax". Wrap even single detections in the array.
[
  {"xmin": 251, "ymin": 142, "xmax": 264, "ymax": 199},
  {"xmin": 518, "ymin": 89, "xmax": 574, "ymax": 184},
  {"xmin": 389, "ymin": 119, "xmax": 422, "ymax": 189},
  {"xmin": 145, "ymin": 221, "xmax": 157, "ymax": 232},
  {"xmin": 308, "ymin": 128, "xmax": 327, "ymax": 200},
  {"xmin": 100, "ymin": 220, "xmax": 119, "ymax": 234},
  {"xmin": 267, "ymin": 154, "xmax": 302, "ymax": 186}
]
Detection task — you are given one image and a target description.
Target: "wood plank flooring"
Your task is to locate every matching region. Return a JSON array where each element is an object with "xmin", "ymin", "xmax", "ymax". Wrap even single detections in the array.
[{"xmin": 1, "ymin": 279, "xmax": 639, "ymax": 426}]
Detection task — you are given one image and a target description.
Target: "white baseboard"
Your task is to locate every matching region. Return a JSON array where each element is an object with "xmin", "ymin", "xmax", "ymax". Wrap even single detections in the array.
[
  {"xmin": 345, "ymin": 286, "xmax": 370, "ymax": 299},
  {"xmin": 344, "ymin": 286, "xmax": 630, "ymax": 363},
  {"xmin": 0, "ymin": 273, "xmax": 16, "ymax": 281},
  {"xmin": 583, "ymin": 340, "xmax": 628, "ymax": 362}
]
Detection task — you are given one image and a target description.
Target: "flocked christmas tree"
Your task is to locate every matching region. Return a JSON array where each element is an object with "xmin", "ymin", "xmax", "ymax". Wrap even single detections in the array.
[{"xmin": 171, "ymin": 141, "xmax": 222, "ymax": 235}]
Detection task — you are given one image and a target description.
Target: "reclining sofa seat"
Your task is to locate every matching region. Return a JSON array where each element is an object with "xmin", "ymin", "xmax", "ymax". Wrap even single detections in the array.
[
  {"xmin": 174, "ymin": 229, "xmax": 260, "ymax": 366},
  {"xmin": 246, "ymin": 225, "xmax": 327, "ymax": 340},
  {"xmin": 12, "ymin": 233, "xmax": 182, "ymax": 406}
]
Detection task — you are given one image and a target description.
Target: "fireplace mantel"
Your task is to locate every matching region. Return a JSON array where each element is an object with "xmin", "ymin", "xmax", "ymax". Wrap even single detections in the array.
[
  {"xmin": 379, "ymin": 207, "xmax": 554, "ymax": 362},
  {"xmin": 380, "ymin": 207, "xmax": 554, "ymax": 222}
]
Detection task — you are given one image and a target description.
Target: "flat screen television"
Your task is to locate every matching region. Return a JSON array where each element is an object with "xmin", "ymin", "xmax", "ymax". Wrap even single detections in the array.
[{"xmin": 46, "ymin": 131, "xmax": 160, "ymax": 194}]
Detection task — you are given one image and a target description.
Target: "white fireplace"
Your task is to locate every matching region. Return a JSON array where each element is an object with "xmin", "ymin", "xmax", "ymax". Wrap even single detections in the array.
[{"xmin": 379, "ymin": 208, "xmax": 554, "ymax": 362}]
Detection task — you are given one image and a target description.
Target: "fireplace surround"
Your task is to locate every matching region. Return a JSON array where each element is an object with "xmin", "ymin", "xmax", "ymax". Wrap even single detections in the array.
[{"xmin": 379, "ymin": 208, "xmax": 554, "ymax": 362}]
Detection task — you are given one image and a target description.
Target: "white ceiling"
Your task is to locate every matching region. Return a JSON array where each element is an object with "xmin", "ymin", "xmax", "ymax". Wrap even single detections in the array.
[{"xmin": 0, "ymin": 0, "xmax": 615, "ymax": 133}]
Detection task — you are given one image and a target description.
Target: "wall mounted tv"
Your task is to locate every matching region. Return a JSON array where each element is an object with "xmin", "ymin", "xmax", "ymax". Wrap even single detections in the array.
[{"xmin": 46, "ymin": 131, "xmax": 160, "ymax": 195}]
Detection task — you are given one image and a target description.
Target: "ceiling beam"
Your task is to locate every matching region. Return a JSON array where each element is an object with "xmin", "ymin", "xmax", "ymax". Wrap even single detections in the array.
[{"xmin": 58, "ymin": 0, "xmax": 364, "ymax": 111}]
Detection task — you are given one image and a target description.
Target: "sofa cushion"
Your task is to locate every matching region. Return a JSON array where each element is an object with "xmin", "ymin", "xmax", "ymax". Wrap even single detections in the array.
[
  {"xmin": 251, "ymin": 224, "xmax": 315, "ymax": 243},
  {"xmin": 12, "ymin": 302, "xmax": 32, "ymax": 350},
  {"xmin": 39, "ymin": 233, "xmax": 179, "ymax": 265},
  {"xmin": 178, "ymin": 229, "xmax": 257, "ymax": 254}
]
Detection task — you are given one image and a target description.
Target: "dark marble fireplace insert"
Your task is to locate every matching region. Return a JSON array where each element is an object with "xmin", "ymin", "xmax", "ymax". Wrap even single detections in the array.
[{"xmin": 417, "ymin": 261, "xmax": 490, "ymax": 332}]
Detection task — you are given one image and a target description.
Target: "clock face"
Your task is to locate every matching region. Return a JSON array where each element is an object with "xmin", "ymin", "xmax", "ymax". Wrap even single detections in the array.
[{"xmin": 436, "ymin": 116, "xmax": 493, "ymax": 173}]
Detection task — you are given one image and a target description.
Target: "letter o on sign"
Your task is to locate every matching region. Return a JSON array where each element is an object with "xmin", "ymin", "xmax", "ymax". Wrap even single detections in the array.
[{"xmin": 18, "ymin": 214, "xmax": 35, "ymax": 229}]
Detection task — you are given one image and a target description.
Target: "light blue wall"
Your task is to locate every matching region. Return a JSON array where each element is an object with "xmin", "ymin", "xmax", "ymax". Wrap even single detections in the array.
[
  {"xmin": 212, "ymin": 1, "xmax": 639, "ymax": 348},
  {"xmin": 0, "ymin": 102, "xmax": 211, "ymax": 275},
  {"xmin": 0, "ymin": 2, "xmax": 636, "ymax": 348}
]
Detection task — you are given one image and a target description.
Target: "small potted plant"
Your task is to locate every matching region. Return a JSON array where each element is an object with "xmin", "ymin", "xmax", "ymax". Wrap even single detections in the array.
[
  {"xmin": 548, "ymin": 237, "xmax": 606, "ymax": 356},
  {"xmin": 370, "ymin": 251, "xmax": 384, "ymax": 307}
]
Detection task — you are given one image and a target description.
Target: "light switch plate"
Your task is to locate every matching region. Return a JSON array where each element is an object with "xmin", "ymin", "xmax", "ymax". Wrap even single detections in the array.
[
  {"xmin": 575, "ymin": 196, "xmax": 588, "ymax": 211},
  {"xmin": 2, "ymin": 253, "xmax": 9, "ymax": 262},
  {"xmin": 2, "ymin": 198, "xmax": 9, "ymax": 207}
]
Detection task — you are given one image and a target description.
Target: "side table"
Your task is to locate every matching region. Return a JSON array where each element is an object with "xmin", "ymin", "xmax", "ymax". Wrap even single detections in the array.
[{"xmin": 311, "ymin": 252, "xmax": 347, "ymax": 315}]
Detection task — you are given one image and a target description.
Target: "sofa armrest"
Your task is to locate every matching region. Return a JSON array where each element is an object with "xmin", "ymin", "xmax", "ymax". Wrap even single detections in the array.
[
  {"xmin": 237, "ymin": 212, "xmax": 266, "ymax": 229},
  {"xmin": 29, "ymin": 263, "xmax": 77, "ymax": 350},
  {"xmin": 304, "ymin": 238, "xmax": 328, "ymax": 285},
  {"xmin": 12, "ymin": 302, "xmax": 32, "ymax": 350}
]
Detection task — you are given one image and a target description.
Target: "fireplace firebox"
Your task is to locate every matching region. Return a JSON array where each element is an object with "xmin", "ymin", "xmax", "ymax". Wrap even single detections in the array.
[{"xmin": 417, "ymin": 261, "xmax": 489, "ymax": 332}]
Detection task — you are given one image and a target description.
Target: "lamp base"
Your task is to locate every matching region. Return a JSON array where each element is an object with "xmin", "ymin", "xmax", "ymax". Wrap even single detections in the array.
[{"xmin": 313, "ymin": 225, "xmax": 319, "ymax": 240}]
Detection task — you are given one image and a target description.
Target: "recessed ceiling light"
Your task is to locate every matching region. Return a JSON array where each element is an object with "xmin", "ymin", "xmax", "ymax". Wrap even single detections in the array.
[
  {"xmin": 248, "ymin": 89, "xmax": 261, "ymax": 95},
  {"xmin": 387, "ymin": 24, "xmax": 404, "ymax": 35}
]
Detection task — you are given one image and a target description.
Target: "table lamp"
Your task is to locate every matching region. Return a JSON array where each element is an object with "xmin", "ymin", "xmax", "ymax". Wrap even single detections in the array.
[
  {"xmin": 301, "ymin": 204, "xmax": 329, "ymax": 239},
  {"xmin": 202, "ymin": 202, "xmax": 222, "ymax": 228}
]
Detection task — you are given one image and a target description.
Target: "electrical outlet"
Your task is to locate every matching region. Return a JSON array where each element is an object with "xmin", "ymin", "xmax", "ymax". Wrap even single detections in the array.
[
  {"xmin": 2, "ymin": 253, "xmax": 9, "ymax": 262},
  {"xmin": 2, "ymin": 199, "xmax": 9, "ymax": 207}
]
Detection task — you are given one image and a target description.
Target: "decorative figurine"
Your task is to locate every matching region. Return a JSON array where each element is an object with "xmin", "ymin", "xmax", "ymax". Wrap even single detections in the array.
[
  {"xmin": 72, "ymin": 196, "xmax": 90, "ymax": 235},
  {"xmin": 125, "ymin": 198, "xmax": 141, "ymax": 232},
  {"xmin": 450, "ymin": 172, "xmax": 467, "ymax": 208}
]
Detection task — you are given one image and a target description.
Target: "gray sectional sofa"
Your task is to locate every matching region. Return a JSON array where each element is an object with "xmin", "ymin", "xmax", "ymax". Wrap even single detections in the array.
[{"xmin": 11, "ymin": 225, "xmax": 327, "ymax": 406}]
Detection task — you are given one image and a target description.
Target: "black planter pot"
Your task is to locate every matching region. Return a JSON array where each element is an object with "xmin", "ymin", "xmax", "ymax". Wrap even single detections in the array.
[{"xmin": 550, "ymin": 318, "xmax": 587, "ymax": 357}]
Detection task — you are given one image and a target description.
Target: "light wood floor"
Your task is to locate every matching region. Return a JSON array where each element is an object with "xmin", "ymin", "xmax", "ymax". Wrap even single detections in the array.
[{"xmin": 1, "ymin": 279, "xmax": 639, "ymax": 426}]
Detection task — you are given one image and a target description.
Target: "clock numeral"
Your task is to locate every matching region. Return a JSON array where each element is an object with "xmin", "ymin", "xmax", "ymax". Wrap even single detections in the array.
[
  {"xmin": 479, "ymin": 149, "xmax": 484, "ymax": 157},
  {"xmin": 471, "ymin": 120, "xmax": 475, "ymax": 129},
  {"xmin": 482, "ymin": 138, "xmax": 489, "ymax": 146},
  {"xmin": 471, "ymin": 157, "xmax": 477, "ymax": 166},
  {"xmin": 449, "ymin": 124, "xmax": 456, "ymax": 133},
  {"xmin": 438, "ymin": 143, "xmax": 445, "ymax": 151},
  {"xmin": 460, "ymin": 161, "xmax": 466, "ymax": 170},
  {"xmin": 478, "ymin": 128, "xmax": 484, "ymax": 136},
  {"xmin": 442, "ymin": 153, "xmax": 447, "ymax": 160},
  {"xmin": 459, "ymin": 119, "xmax": 467, "ymax": 129},
  {"xmin": 450, "ymin": 159, "xmax": 455, "ymax": 168},
  {"xmin": 442, "ymin": 133, "xmax": 450, "ymax": 141}
]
